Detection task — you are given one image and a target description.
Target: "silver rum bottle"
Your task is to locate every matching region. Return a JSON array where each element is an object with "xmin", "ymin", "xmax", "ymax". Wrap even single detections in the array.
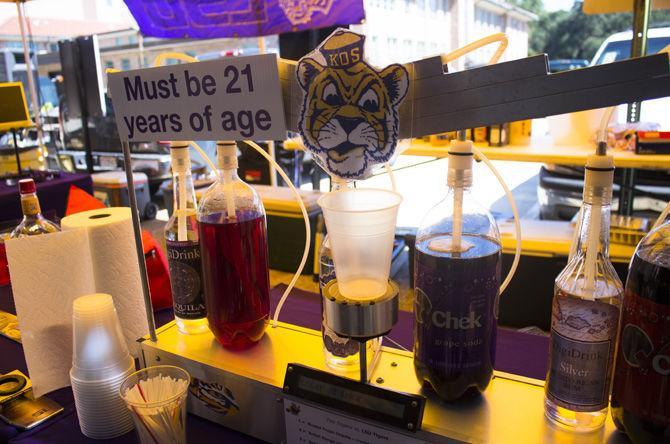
[{"xmin": 544, "ymin": 148, "xmax": 623, "ymax": 431}]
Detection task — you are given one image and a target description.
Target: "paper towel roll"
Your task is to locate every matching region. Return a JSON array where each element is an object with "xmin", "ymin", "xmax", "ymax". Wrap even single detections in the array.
[
  {"xmin": 61, "ymin": 207, "xmax": 148, "ymax": 355},
  {"xmin": 6, "ymin": 229, "xmax": 95, "ymax": 396},
  {"xmin": 7, "ymin": 207, "xmax": 150, "ymax": 397}
]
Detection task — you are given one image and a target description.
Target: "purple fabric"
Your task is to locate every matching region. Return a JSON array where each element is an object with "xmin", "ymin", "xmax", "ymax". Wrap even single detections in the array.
[
  {"xmin": 123, "ymin": 0, "xmax": 365, "ymax": 39},
  {"xmin": 0, "ymin": 173, "xmax": 93, "ymax": 225},
  {"xmin": 269, "ymin": 284, "xmax": 549, "ymax": 380},
  {"xmin": 1, "ymin": 284, "xmax": 549, "ymax": 442}
]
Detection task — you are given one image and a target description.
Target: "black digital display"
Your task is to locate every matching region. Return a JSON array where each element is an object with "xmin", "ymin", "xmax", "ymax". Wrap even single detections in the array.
[
  {"xmin": 297, "ymin": 375, "xmax": 406, "ymax": 418},
  {"xmin": 284, "ymin": 363, "xmax": 425, "ymax": 432}
]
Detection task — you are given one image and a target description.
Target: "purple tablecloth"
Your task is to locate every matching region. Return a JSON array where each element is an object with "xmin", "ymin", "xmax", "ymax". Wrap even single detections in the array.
[
  {"xmin": 0, "ymin": 284, "xmax": 549, "ymax": 443},
  {"xmin": 0, "ymin": 172, "xmax": 93, "ymax": 225}
]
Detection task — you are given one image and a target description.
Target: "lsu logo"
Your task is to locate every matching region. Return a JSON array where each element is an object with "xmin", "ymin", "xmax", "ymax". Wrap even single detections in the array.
[
  {"xmin": 297, "ymin": 29, "xmax": 409, "ymax": 180},
  {"xmin": 189, "ymin": 378, "xmax": 240, "ymax": 416},
  {"xmin": 279, "ymin": 0, "xmax": 333, "ymax": 26}
]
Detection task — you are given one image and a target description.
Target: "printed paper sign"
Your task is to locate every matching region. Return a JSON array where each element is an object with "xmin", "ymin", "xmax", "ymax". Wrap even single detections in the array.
[
  {"xmin": 107, "ymin": 54, "xmax": 287, "ymax": 142},
  {"xmin": 283, "ymin": 399, "xmax": 426, "ymax": 444}
]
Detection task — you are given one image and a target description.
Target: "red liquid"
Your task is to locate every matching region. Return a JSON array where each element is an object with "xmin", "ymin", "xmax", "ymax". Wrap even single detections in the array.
[{"xmin": 198, "ymin": 213, "xmax": 270, "ymax": 349}]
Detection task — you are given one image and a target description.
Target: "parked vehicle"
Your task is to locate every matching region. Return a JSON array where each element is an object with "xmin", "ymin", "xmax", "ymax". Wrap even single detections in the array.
[
  {"xmin": 548, "ymin": 59, "xmax": 588, "ymax": 73},
  {"xmin": 539, "ymin": 27, "xmax": 670, "ymax": 221}
]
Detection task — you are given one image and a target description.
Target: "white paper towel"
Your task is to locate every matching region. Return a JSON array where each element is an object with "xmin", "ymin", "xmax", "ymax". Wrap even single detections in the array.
[
  {"xmin": 61, "ymin": 208, "xmax": 148, "ymax": 356},
  {"xmin": 6, "ymin": 207, "xmax": 149, "ymax": 397},
  {"xmin": 6, "ymin": 230, "xmax": 95, "ymax": 396}
]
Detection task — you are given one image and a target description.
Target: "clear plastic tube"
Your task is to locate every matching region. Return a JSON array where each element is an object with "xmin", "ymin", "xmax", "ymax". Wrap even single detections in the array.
[
  {"xmin": 653, "ymin": 200, "xmax": 670, "ymax": 229},
  {"xmin": 384, "ymin": 163, "xmax": 397, "ymax": 192},
  {"xmin": 441, "ymin": 33, "xmax": 519, "ymax": 295},
  {"xmin": 441, "ymin": 33, "xmax": 508, "ymax": 67},
  {"xmin": 472, "ymin": 146, "xmax": 521, "ymax": 296},
  {"xmin": 243, "ymin": 141, "xmax": 311, "ymax": 327},
  {"xmin": 597, "ymin": 106, "xmax": 616, "ymax": 147}
]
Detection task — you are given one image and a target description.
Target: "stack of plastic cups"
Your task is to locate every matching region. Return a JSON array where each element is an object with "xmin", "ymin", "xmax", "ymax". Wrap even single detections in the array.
[{"xmin": 70, "ymin": 293, "xmax": 135, "ymax": 439}]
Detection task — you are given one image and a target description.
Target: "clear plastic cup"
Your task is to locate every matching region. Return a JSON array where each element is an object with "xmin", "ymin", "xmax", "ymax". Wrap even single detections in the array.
[
  {"xmin": 318, "ymin": 189, "xmax": 402, "ymax": 300},
  {"xmin": 71, "ymin": 293, "xmax": 131, "ymax": 380},
  {"xmin": 71, "ymin": 365, "xmax": 135, "ymax": 439},
  {"xmin": 120, "ymin": 365, "xmax": 190, "ymax": 444}
]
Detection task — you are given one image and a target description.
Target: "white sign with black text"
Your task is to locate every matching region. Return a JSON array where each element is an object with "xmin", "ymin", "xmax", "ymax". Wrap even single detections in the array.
[
  {"xmin": 107, "ymin": 54, "xmax": 286, "ymax": 142},
  {"xmin": 283, "ymin": 399, "xmax": 426, "ymax": 444}
]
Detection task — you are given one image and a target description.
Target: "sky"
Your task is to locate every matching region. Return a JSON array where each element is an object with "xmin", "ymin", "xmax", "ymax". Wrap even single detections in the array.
[{"xmin": 544, "ymin": 0, "xmax": 576, "ymax": 12}]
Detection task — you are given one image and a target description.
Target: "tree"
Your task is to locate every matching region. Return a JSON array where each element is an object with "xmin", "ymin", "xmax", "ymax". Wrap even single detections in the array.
[
  {"xmin": 527, "ymin": 1, "xmax": 670, "ymax": 61},
  {"xmin": 508, "ymin": 0, "xmax": 543, "ymax": 14}
]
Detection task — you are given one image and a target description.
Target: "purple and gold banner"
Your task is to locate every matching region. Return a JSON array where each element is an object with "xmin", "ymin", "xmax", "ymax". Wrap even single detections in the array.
[{"xmin": 123, "ymin": 0, "xmax": 365, "ymax": 38}]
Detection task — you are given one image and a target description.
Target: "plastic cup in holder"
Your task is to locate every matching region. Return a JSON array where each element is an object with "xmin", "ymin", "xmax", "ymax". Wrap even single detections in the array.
[
  {"xmin": 71, "ymin": 293, "xmax": 131, "ymax": 380},
  {"xmin": 318, "ymin": 188, "xmax": 402, "ymax": 300}
]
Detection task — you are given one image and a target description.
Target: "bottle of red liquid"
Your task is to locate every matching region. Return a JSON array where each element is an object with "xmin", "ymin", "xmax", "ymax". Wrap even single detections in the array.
[
  {"xmin": 611, "ymin": 219, "xmax": 670, "ymax": 443},
  {"xmin": 197, "ymin": 141, "xmax": 270, "ymax": 349}
]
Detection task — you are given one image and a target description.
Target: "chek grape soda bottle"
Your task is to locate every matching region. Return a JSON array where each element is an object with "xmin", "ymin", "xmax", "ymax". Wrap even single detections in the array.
[{"xmin": 414, "ymin": 139, "xmax": 502, "ymax": 401}]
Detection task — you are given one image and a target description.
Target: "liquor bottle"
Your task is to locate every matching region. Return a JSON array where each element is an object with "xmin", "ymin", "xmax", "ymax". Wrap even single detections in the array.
[
  {"xmin": 197, "ymin": 141, "xmax": 270, "ymax": 349},
  {"xmin": 164, "ymin": 142, "xmax": 208, "ymax": 335},
  {"xmin": 10, "ymin": 179, "xmax": 60, "ymax": 238},
  {"xmin": 611, "ymin": 219, "xmax": 670, "ymax": 443},
  {"xmin": 545, "ymin": 149, "xmax": 622, "ymax": 431},
  {"xmin": 413, "ymin": 139, "xmax": 502, "ymax": 401}
]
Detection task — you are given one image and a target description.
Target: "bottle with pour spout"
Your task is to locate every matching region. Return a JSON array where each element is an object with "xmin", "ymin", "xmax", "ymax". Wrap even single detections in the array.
[
  {"xmin": 544, "ymin": 144, "xmax": 623, "ymax": 431},
  {"xmin": 165, "ymin": 141, "xmax": 208, "ymax": 334},
  {"xmin": 413, "ymin": 137, "xmax": 502, "ymax": 401},
  {"xmin": 197, "ymin": 141, "xmax": 270, "ymax": 349}
]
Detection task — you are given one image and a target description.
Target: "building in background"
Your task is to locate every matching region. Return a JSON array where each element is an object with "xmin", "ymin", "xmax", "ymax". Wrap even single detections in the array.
[
  {"xmin": 0, "ymin": 0, "xmax": 535, "ymax": 100},
  {"xmin": 355, "ymin": 0, "xmax": 535, "ymax": 68}
]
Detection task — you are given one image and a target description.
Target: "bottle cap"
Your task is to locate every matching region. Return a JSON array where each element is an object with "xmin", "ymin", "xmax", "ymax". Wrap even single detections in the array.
[
  {"xmin": 447, "ymin": 139, "xmax": 473, "ymax": 187},
  {"xmin": 170, "ymin": 141, "xmax": 191, "ymax": 172},
  {"xmin": 18, "ymin": 179, "xmax": 36, "ymax": 195},
  {"xmin": 216, "ymin": 141, "xmax": 238, "ymax": 170},
  {"xmin": 584, "ymin": 153, "xmax": 614, "ymax": 205}
]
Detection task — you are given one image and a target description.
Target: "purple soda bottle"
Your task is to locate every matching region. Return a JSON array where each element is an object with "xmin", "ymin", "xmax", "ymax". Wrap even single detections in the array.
[{"xmin": 413, "ymin": 139, "xmax": 502, "ymax": 401}]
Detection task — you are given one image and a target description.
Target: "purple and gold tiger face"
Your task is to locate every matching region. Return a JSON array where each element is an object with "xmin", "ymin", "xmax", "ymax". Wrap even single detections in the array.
[{"xmin": 297, "ymin": 57, "xmax": 408, "ymax": 179}]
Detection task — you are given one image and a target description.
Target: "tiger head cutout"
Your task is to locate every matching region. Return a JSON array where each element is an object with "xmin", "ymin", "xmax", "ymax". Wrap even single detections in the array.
[{"xmin": 297, "ymin": 29, "xmax": 409, "ymax": 180}]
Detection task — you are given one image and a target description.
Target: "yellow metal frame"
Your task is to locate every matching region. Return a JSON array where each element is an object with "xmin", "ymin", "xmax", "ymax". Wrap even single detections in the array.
[
  {"xmin": 0, "ymin": 82, "xmax": 33, "ymax": 132},
  {"xmin": 141, "ymin": 320, "xmax": 622, "ymax": 443}
]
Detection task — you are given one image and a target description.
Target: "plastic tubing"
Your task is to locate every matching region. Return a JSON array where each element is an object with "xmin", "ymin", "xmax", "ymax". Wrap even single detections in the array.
[
  {"xmin": 441, "ymin": 33, "xmax": 508, "ymax": 67},
  {"xmin": 441, "ymin": 32, "xmax": 519, "ymax": 295},
  {"xmin": 584, "ymin": 203, "xmax": 601, "ymax": 293},
  {"xmin": 243, "ymin": 141, "xmax": 312, "ymax": 327},
  {"xmin": 653, "ymin": 200, "xmax": 670, "ymax": 229},
  {"xmin": 597, "ymin": 106, "xmax": 616, "ymax": 147},
  {"xmin": 584, "ymin": 108, "xmax": 616, "ymax": 292},
  {"xmin": 189, "ymin": 141, "xmax": 217, "ymax": 171},
  {"xmin": 472, "ymin": 146, "xmax": 521, "ymax": 296},
  {"xmin": 384, "ymin": 163, "xmax": 397, "ymax": 192},
  {"xmin": 153, "ymin": 52, "xmax": 198, "ymax": 66}
]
